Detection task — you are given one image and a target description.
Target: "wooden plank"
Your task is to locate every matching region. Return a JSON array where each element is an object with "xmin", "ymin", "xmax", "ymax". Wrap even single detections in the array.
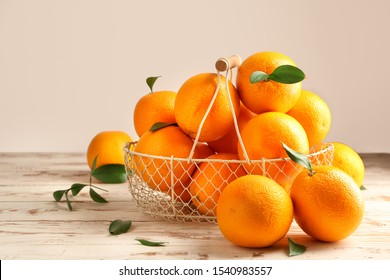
[
  {"xmin": 0, "ymin": 152, "xmax": 389, "ymax": 260},
  {"xmin": 1, "ymin": 220, "xmax": 389, "ymax": 260}
]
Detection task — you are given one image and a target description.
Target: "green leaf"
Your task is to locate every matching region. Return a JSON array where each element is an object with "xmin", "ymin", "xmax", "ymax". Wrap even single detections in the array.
[
  {"xmin": 250, "ymin": 71, "xmax": 269, "ymax": 84},
  {"xmin": 91, "ymin": 164, "xmax": 127, "ymax": 183},
  {"xmin": 268, "ymin": 65, "xmax": 305, "ymax": 84},
  {"xmin": 135, "ymin": 239, "xmax": 167, "ymax": 247},
  {"xmin": 65, "ymin": 192, "xmax": 73, "ymax": 211},
  {"xmin": 70, "ymin": 183, "xmax": 87, "ymax": 196},
  {"xmin": 89, "ymin": 187, "xmax": 108, "ymax": 203},
  {"xmin": 53, "ymin": 190, "xmax": 65, "ymax": 201},
  {"xmin": 149, "ymin": 122, "xmax": 178, "ymax": 132},
  {"xmin": 282, "ymin": 142, "xmax": 313, "ymax": 175},
  {"xmin": 109, "ymin": 220, "xmax": 132, "ymax": 235},
  {"xmin": 288, "ymin": 237, "xmax": 306, "ymax": 257},
  {"xmin": 91, "ymin": 155, "xmax": 98, "ymax": 174},
  {"xmin": 360, "ymin": 185, "xmax": 367, "ymax": 190},
  {"xmin": 146, "ymin": 76, "xmax": 161, "ymax": 93}
]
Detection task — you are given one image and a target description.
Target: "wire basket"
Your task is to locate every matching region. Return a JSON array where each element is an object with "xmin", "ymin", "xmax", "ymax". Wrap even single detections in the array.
[
  {"xmin": 124, "ymin": 55, "xmax": 334, "ymax": 223},
  {"xmin": 124, "ymin": 142, "xmax": 334, "ymax": 223}
]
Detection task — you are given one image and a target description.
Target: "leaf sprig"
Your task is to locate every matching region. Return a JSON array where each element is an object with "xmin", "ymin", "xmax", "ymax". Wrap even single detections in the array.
[{"xmin": 53, "ymin": 156, "xmax": 108, "ymax": 211}]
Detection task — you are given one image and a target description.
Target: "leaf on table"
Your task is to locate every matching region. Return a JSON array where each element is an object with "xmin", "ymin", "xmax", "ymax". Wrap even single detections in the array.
[
  {"xmin": 70, "ymin": 183, "xmax": 87, "ymax": 196},
  {"xmin": 53, "ymin": 190, "xmax": 65, "ymax": 201},
  {"xmin": 109, "ymin": 220, "xmax": 132, "ymax": 235},
  {"xmin": 89, "ymin": 187, "xmax": 108, "ymax": 203},
  {"xmin": 135, "ymin": 239, "xmax": 167, "ymax": 247},
  {"xmin": 288, "ymin": 237, "xmax": 306, "ymax": 257},
  {"xmin": 65, "ymin": 192, "xmax": 73, "ymax": 211}
]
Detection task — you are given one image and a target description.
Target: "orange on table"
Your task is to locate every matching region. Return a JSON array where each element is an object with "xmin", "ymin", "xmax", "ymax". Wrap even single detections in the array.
[
  {"xmin": 290, "ymin": 165, "xmax": 364, "ymax": 242},
  {"xmin": 133, "ymin": 90, "xmax": 177, "ymax": 137},
  {"xmin": 330, "ymin": 142, "xmax": 365, "ymax": 187},
  {"xmin": 287, "ymin": 90, "xmax": 331, "ymax": 148},
  {"xmin": 208, "ymin": 103, "xmax": 257, "ymax": 154},
  {"xmin": 236, "ymin": 51, "xmax": 302, "ymax": 114},
  {"xmin": 217, "ymin": 175, "xmax": 293, "ymax": 248},
  {"xmin": 237, "ymin": 112, "xmax": 309, "ymax": 189},
  {"xmin": 133, "ymin": 125, "xmax": 195, "ymax": 202},
  {"xmin": 189, "ymin": 153, "xmax": 247, "ymax": 216},
  {"xmin": 87, "ymin": 131, "xmax": 133, "ymax": 170},
  {"xmin": 174, "ymin": 73, "xmax": 240, "ymax": 142}
]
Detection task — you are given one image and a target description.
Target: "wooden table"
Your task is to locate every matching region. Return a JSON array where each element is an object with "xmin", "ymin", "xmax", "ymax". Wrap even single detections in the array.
[{"xmin": 1, "ymin": 153, "xmax": 389, "ymax": 260}]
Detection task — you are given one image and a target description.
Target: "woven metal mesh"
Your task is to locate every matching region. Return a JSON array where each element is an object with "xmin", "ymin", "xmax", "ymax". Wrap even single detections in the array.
[{"xmin": 124, "ymin": 142, "xmax": 334, "ymax": 223}]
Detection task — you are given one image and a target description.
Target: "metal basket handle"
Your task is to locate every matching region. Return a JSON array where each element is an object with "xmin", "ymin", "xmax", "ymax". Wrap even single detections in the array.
[{"xmin": 187, "ymin": 55, "xmax": 251, "ymax": 163}]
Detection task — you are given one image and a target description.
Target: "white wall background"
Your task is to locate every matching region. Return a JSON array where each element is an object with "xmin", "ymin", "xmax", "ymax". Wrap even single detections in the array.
[{"xmin": 1, "ymin": 0, "xmax": 389, "ymax": 153}]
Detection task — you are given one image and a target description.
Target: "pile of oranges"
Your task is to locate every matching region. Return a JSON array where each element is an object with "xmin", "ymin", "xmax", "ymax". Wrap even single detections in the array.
[{"xmin": 126, "ymin": 51, "xmax": 365, "ymax": 248}]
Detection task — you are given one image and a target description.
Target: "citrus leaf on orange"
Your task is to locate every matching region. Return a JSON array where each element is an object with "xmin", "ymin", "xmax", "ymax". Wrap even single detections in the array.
[
  {"xmin": 250, "ymin": 71, "xmax": 269, "ymax": 84},
  {"xmin": 149, "ymin": 122, "xmax": 178, "ymax": 132},
  {"xmin": 146, "ymin": 76, "xmax": 161, "ymax": 93},
  {"xmin": 269, "ymin": 65, "xmax": 305, "ymax": 84},
  {"xmin": 91, "ymin": 164, "xmax": 127, "ymax": 183},
  {"xmin": 282, "ymin": 142, "xmax": 313, "ymax": 174}
]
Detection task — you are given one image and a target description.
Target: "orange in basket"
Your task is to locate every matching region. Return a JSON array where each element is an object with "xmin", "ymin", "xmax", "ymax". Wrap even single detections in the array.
[
  {"xmin": 236, "ymin": 51, "xmax": 302, "ymax": 114},
  {"xmin": 208, "ymin": 103, "xmax": 256, "ymax": 154},
  {"xmin": 189, "ymin": 153, "xmax": 247, "ymax": 216},
  {"xmin": 132, "ymin": 125, "xmax": 196, "ymax": 203},
  {"xmin": 174, "ymin": 73, "xmax": 240, "ymax": 142},
  {"xmin": 237, "ymin": 111, "xmax": 309, "ymax": 190}
]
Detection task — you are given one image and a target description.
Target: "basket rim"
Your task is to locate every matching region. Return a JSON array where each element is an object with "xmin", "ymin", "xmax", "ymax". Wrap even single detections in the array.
[{"xmin": 123, "ymin": 142, "xmax": 334, "ymax": 164}]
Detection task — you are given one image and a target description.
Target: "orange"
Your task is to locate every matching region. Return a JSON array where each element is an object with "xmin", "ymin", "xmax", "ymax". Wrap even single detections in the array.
[
  {"xmin": 174, "ymin": 73, "xmax": 240, "ymax": 142},
  {"xmin": 193, "ymin": 142, "xmax": 215, "ymax": 159},
  {"xmin": 287, "ymin": 90, "xmax": 332, "ymax": 147},
  {"xmin": 290, "ymin": 165, "xmax": 364, "ymax": 242},
  {"xmin": 217, "ymin": 175, "xmax": 293, "ymax": 248},
  {"xmin": 330, "ymin": 142, "xmax": 365, "ymax": 187},
  {"xmin": 237, "ymin": 112, "xmax": 309, "ymax": 189},
  {"xmin": 133, "ymin": 126, "xmax": 195, "ymax": 202},
  {"xmin": 236, "ymin": 51, "xmax": 302, "ymax": 114},
  {"xmin": 133, "ymin": 90, "xmax": 177, "ymax": 137},
  {"xmin": 189, "ymin": 153, "xmax": 247, "ymax": 216},
  {"xmin": 208, "ymin": 103, "xmax": 257, "ymax": 154},
  {"xmin": 87, "ymin": 131, "xmax": 132, "ymax": 170}
]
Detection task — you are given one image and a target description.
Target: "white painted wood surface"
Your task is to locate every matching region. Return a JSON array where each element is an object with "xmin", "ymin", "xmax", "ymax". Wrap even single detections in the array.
[{"xmin": 0, "ymin": 153, "xmax": 389, "ymax": 260}]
